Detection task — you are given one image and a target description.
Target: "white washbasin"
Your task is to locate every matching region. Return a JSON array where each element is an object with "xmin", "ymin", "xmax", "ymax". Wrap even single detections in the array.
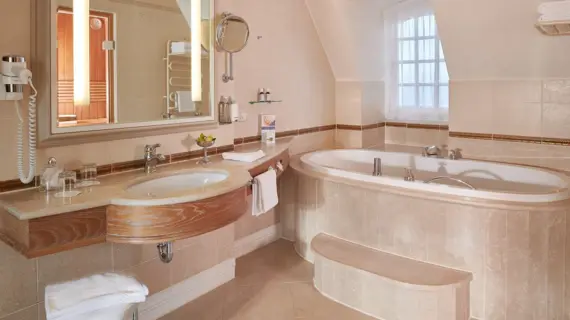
[{"xmin": 126, "ymin": 171, "xmax": 229, "ymax": 198}]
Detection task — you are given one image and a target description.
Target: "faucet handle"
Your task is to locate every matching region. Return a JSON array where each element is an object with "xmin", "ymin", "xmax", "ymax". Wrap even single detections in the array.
[
  {"xmin": 449, "ymin": 148, "xmax": 463, "ymax": 160},
  {"xmin": 145, "ymin": 144, "xmax": 161, "ymax": 153}
]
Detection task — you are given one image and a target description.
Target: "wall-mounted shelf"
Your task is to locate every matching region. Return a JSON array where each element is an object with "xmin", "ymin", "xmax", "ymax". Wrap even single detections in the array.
[
  {"xmin": 248, "ymin": 100, "xmax": 283, "ymax": 105},
  {"xmin": 536, "ymin": 21, "xmax": 570, "ymax": 36}
]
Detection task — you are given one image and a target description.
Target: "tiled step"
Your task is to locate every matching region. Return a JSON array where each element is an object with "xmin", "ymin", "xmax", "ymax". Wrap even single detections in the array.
[{"xmin": 311, "ymin": 234, "xmax": 472, "ymax": 320}]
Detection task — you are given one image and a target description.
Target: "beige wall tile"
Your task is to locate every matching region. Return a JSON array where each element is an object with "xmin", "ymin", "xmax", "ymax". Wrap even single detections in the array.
[
  {"xmin": 120, "ymin": 258, "xmax": 170, "ymax": 295},
  {"xmin": 361, "ymin": 81, "xmax": 385, "ymax": 125},
  {"xmin": 170, "ymin": 241, "xmax": 219, "ymax": 286},
  {"xmin": 235, "ymin": 206, "xmax": 279, "ymax": 240},
  {"xmin": 37, "ymin": 243, "xmax": 113, "ymax": 300},
  {"xmin": 335, "ymin": 130, "xmax": 362, "ymax": 149},
  {"xmin": 385, "ymin": 126, "xmax": 407, "ymax": 145},
  {"xmin": 449, "ymin": 81, "xmax": 493, "ymax": 133},
  {"xmin": 405, "ymin": 128, "xmax": 445, "ymax": 147},
  {"xmin": 542, "ymin": 103, "xmax": 570, "ymax": 139},
  {"xmin": 0, "ymin": 242, "xmax": 38, "ymax": 318},
  {"xmin": 289, "ymin": 131, "xmax": 335, "ymax": 155},
  {"xmin": 112, "ymin": 243, "xmax": 158, "ymax": 271},
  {"xmin": 362, "ymin": 127, "xmax": 383, "ymax": 148},
  {"xmin": 492, "ymin": 81, "xmax": 542, "ymax": 137},
  {"xmin": 335, "ymin": 81, "xmax": 363, "ymax": 126}
]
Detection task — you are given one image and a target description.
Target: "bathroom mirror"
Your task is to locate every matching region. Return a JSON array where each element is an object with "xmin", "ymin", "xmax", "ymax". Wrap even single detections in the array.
[
  {"xmin": 216, "ymin": 13, "xmax": 250, "ymax": 82},
  {"xmin": 33, "ymin": 0, "xmax": 216, "ymax": 145}
]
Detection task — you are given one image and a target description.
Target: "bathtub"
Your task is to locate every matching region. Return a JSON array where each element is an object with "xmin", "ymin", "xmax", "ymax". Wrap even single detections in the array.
[{"xmin": 300, "ymin": 149, "xmax": 570, "ymax": 203}]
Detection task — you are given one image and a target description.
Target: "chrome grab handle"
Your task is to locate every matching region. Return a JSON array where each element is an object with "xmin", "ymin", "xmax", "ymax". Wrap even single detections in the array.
[{"xmin": 424, "ymin": 176, "xmax": 476, "ymax": 190}]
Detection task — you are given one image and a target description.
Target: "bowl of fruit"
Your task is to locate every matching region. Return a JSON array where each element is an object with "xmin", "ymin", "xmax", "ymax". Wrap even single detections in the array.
[
  {"xmin": 196, "ymin": 133, "xmax": 216, "ymax": 148},
  {"xmin": 196, "ymin": 133, "xmax": 216, "ymax": 164}
]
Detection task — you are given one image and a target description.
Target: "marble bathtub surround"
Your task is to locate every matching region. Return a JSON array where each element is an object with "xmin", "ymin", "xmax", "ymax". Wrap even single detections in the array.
[
  {"xmin": 287, "ymin": 159, "xmax": 570, "ymax": 319},
  {"xmin": 0, "ymin": 139, "xmax": 294, "ymax": 220},
  {"xmin": 312, "ymin": 234, "xmax": 471, "ymax": 320}
]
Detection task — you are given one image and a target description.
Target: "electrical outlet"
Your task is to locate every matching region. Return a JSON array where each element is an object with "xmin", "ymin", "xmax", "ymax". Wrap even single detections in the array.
[{"xmin": 238, "ymin": 113, "xmax": 248, "ymax": 122}]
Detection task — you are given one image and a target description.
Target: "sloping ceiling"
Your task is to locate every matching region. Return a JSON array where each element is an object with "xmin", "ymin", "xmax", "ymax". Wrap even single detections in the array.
[
  {"xmin": 305, "ymin": 0, "xmax": 395, "ymax": 81},
  {"xmin": 307, "ymin": 0, "xmax": 570, "ymax": 82}
]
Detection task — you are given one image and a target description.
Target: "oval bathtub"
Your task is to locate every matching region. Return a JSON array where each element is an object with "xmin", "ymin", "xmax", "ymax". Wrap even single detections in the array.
[{"xmin": 300, "ymin": 149, "xmax": 569, "ymax": 203}]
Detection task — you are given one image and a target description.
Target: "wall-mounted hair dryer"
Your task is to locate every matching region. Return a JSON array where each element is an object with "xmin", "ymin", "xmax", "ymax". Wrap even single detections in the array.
[{"xmin": 0, "ymin": 55, "xmax": 38, "ymax": 184}]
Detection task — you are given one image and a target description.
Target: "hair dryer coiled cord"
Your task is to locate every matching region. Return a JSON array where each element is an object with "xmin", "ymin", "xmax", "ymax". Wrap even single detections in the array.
[{"xmin": 15, "ymin": 79, "xmax": 38, "ymax": 184}]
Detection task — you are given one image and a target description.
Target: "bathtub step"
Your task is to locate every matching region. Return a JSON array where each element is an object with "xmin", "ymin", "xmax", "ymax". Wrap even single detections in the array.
[{"xmin": 311, "ymin": 234, "xmax": 472, "ymax": 320}]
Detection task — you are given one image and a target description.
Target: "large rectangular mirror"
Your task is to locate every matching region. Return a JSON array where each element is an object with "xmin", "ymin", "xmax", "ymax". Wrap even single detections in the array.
[{"xmin": 35, "ymin": 0, "xmax": 215, "ymax": 143}]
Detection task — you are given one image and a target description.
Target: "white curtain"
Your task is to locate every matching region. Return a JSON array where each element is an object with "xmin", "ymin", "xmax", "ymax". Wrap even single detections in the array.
[{"xmin": 384, "ymin": 0, "xmax": 449, "ymax": 123}]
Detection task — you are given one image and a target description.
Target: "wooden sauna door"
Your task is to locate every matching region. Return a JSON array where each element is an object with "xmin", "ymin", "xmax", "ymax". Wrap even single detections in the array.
[{"xmin": 56, "ymin": 9, "xmax": 114, "ymax": 125}]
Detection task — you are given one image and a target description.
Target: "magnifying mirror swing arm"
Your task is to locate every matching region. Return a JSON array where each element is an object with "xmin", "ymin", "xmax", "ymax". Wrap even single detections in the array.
[{"xmin": 216, "ymin": 12, "xmax": 250, "ymax": 83}]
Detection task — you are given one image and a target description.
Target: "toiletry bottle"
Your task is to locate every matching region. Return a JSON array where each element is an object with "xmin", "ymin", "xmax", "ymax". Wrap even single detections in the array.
[
  {"xmin": 218, "ymin": 96, "xmax": 230, "ymax": 124},
  {"xmin": 230, "ymin": 98, "xmax": 240, "ymax": 122},
  {"xmin": 265, "ymin": 88, "xmax": 271, "ymax": 102},
  {"xmin": 258, "ymin": 88, "xmax": 266, "ymax": 102},
  {"xmin": 39, "ymin": 157, "xmax": 62, "ymax": 192}
]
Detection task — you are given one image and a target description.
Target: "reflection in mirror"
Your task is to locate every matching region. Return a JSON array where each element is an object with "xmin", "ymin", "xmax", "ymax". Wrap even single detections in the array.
[{"xmin": 54, "ymin": 0, "xmax": 213, "ymax": 129}]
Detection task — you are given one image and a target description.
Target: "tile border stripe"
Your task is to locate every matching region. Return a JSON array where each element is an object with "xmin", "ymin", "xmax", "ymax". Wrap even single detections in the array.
[{"xmin": 450, "ymin": 131, "xmax": 570, "ymax": 146}]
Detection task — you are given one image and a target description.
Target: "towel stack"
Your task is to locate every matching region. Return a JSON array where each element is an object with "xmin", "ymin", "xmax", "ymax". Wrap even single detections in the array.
[
  {"xmin": 45, "ymin": 273, "xmax": 148, "ymax": 320},
  {"xmin": 538, "ymin": 1, "xmax": 570, "ymax": 22}
]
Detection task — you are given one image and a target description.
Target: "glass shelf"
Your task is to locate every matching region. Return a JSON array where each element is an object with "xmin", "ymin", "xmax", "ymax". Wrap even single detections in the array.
[{"xmin": 248, "ymin": 100, "xmax": 283, "ymax": 105}]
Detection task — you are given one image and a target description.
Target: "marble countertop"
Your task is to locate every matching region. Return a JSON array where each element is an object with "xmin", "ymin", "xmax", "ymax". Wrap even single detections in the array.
[{"xmin": 0, "ymin": 138, "xmax": 294, "ymax": 220}]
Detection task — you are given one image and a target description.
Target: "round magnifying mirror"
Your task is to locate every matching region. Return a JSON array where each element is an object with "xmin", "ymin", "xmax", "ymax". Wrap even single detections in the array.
[{"xmin": 216, "ymin": 14, "xmax": 250, "ymax": 53}]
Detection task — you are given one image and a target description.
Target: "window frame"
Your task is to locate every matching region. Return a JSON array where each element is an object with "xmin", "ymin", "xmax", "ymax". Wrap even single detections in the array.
[{"xmin": 395, "ymin": 14, "xmax": 448, "ymax": 110}]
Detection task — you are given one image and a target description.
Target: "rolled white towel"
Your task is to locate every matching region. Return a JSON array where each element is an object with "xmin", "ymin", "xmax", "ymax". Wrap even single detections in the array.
[
  {"xmin": 45, "ymin": 273, "xmax": 148, "ymax": 320},
  {"xmin": 222, "ymin": 150, "xmax": 266, "ymax": 163}
]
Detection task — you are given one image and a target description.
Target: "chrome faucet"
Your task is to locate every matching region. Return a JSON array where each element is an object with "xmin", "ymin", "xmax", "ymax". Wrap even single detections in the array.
[
  {"xmin": 373, "ymin": 158, "xmax": 382, "ymax": 176},
  {"xmin": 449, "ymin": 149, "xmax": 463, "ymax": 160},
  {"xmin": 422, "ymin": 145, "xmax": 443, "ymax": 158},
  {"xmin": 144, "ymin": 144, "xmax": 166, "ymax": 174}
]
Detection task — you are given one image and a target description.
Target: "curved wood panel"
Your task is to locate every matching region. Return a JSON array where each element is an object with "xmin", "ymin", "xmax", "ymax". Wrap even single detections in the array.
[{"xmin": 106, "ymin": 187, "xmax": 248, "ymax": 244}]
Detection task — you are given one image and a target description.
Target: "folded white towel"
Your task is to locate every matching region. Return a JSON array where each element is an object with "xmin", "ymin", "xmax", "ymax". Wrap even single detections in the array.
[
  {"xmin": 538, "ymin": 1, "xmax": 570, "ymax": 21},
  {"xmin": 45, "ymin": 273, "xmax": 148, "ymax": 320},
  {"xmin": 175, "ymin": 91, "xmax": 195, "ymax": 113},
  {"xmin": 222, "ymin": 150, "xmax": 266, "ymax": 163},
  {"xmin": 539, "ymin": 1, "xmax": 570, "ymax": 14},
  {"xmin": 252, "ymin": 169, "xmax": 278, "ymax": 216},
  {"xmin": 171, "ymin": 41, "xmax": 192, "ymax": 54}
]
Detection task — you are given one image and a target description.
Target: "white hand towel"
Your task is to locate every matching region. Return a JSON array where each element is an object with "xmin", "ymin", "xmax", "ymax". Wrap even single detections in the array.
[
  {"xmin": 45, "ymin": 273, "xmax": 148, "ymax": 320},
  {"xmin": 252, "ymin": 169, "xmax": 278, "ymax": 216},
  {"xmin": 175, "ymin": 91, "xmax": 195, "ymax": 113},
  {"xmin": 222, "ymin": 150, "xmax": 266, "ymax": 163}
]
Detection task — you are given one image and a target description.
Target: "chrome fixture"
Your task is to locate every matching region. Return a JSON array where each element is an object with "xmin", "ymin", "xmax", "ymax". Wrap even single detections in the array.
[
  {"xmin": 216, "ymin": 12, "xmax": 250, "ymax": 83},
  {"xmin": 404, "ymin": 168, "xmax": 415, "ymax": 182},
  {"xmin": 424, "ymin": 176, "xmax": 475, "ymax": 190},
  {"xmin": 449, "ymin": 149, "xmax": 463, "ymax": 160},
  {"xmin": 144, "ymin": 144, "xmax": 166, "ymax": 174},
  {"xmin": 373, "ymin": 158, "xmax": 382, "ymax": 176},
  {"xmin": 422, "ymin": 145, "xmax": 442, "ymax": 158},
  {"xmin": 157, "ymin": 242, "xmax": 173, "ymax": 263}
]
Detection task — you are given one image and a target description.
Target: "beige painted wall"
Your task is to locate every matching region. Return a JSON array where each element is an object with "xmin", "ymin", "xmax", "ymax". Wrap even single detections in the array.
[{"xmin": 231, "ymin": 0, "xmax": 336, "ymax": 137}]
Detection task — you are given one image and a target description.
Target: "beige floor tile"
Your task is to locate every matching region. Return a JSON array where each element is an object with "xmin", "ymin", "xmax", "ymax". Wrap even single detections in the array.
[
  {"xmin": 159, "ymin": 240, "xmax": 372, "ymax": 320},
  {"xmin": 0, "ymin": 304, "xmax": 38, "ymax": 320}
]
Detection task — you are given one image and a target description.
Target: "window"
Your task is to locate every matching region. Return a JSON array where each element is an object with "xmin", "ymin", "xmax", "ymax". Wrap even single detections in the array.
[
  {"xmin": 384, "ymin": 1, "xmax": 448, "ymax": 122},
  {"xmin": 397, "ymin": 15, "xmax": 448, "ymax": 109}
]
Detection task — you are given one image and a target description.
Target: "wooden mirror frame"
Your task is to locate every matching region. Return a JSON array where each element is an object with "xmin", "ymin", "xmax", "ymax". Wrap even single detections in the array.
[{"xmin": 32, "ymin": 0, "xmax": 217, "ymax": 147}]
